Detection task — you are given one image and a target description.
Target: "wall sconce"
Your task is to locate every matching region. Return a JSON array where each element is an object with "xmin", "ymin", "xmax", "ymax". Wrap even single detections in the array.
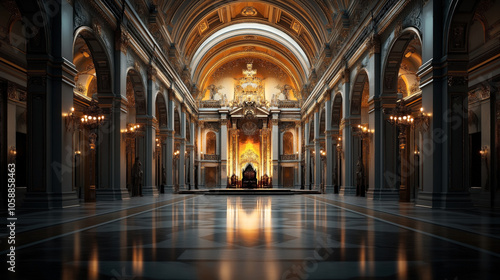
[
  {"xmin": 336, "ymin": 137, "xmax": 344, "ymax": 159},
  {"xmin": 353, "ymin": 124, "xmax": 374, "ymax": 141},
  {"xmin": 121, "ymin": 123, "xmax": 142, "ymax": 140},
  {"xmin": 154, "ymin": 138, "xmax": 161, "ymax": 157},
  {"xmin": 65, "ymin": 107, "xmax": 79, "ymax": 132},
  {"xmin": 414, "ymin": 107, "xmax": 431, "ymax": 131},
  {"xmin": 480, "ymin": 146, "xmax": 488, "ymax": 159},
  {"xmin": 173, "ymin": 150, "xmax": 180, "ymax": 160},
  {"xmin": 8, "ymin": 146, "xmax": 16, "ymax": 162},
  {"xmin": 320, "ymin": 149, "xmax": 327, "ymax": 161},
  {"xmin": 414, "ymin": 148, "xmax": 420, "ymax": 158}
]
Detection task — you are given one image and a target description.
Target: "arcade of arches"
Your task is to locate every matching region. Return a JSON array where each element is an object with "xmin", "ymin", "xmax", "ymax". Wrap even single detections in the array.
[{"xmin": 1, "ymin": 0, "xmax": 500, "ymax": 211}]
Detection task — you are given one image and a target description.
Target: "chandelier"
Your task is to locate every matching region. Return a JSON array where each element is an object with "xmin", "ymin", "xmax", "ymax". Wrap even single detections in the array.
[
  {"xmin": 387, "ymin": 98, "xmax": 413, "ymax": 150},
  {"xmin": 80, "ymin": 98, "xmax": 105, "ymax": 130},
  {"xmin": 79, "ymin": 98, "xmax": 105, "ymax": 150},
  {"xmin": 388, "ymin": 99, "xmax": 414, "ymax": 129}
]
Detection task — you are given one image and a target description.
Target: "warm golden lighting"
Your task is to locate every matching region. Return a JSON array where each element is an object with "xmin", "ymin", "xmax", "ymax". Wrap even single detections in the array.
[
  {"xmin": 226, "ymin": 197, "xmax": 272, "ymax": 247},
  {"xmin": 132, "ymin": 240, "xmax": 144, "ymax": 275},
  {"xmin": 238, "ymin": 135, "xmax": 261, "ymax": 176}
]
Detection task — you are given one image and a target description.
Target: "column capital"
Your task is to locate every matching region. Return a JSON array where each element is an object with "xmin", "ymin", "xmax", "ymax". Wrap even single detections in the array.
[{"xmin": 114, "ymin": 24, "xmax": 129, "ymax": 54}]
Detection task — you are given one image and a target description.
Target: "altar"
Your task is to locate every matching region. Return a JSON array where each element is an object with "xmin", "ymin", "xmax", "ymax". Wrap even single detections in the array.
[
  {"xmin": 197, "ymin": 61, "xmax": 301, "ymax": 189},
  {"xmin": 225, "ymin": 64, "xmax": 273, "ymax": 188}
]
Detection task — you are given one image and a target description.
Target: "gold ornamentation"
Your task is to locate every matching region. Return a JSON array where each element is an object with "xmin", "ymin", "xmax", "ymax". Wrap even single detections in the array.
[
  {"xmin": 241, "ymin": 6, "xmax": 257, "ymax": 17},
  {"xmin": 231, "ymin": 63, "xmax": 268, "ymax": 108},
  {"xmin": 198, "ymin": 20, "xmax": 209, "ymax": 34}
]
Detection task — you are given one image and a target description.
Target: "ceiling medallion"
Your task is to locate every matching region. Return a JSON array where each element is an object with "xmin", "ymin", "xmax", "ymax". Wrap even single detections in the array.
[{"xmin": 241, "ymin": 6, "xmax": 257, "ymax": 17}]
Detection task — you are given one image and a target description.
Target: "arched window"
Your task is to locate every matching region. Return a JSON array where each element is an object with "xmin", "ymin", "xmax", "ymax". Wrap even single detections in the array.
[{"xmin": 206, "ymin": 131, "xmax": 216, "ymax": 155}]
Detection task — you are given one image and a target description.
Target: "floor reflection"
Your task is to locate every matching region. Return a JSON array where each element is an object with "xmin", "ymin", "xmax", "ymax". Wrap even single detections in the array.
[
  {"xmin": 6, "ymin": 195, "xmax": 500, "ymax": 280},
  {"xmin": 226, "ymin": 197, "xmax": 273, "ymax": 247}
]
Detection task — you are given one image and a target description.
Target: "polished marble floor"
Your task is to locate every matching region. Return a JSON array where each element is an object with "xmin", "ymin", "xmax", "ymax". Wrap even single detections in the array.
[{"xmin": 2, "ymin": 194, "xmax": 500, "ymax": 280}]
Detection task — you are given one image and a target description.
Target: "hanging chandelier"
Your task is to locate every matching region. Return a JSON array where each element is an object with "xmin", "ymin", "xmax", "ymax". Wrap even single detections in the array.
[{"xmin": 388, "ymin": 99, "xmax": 414, "ymax": 129}]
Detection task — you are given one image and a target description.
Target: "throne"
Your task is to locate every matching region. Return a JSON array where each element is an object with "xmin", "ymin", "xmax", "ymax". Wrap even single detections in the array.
[{"xmin": 242, "ymin": 165, "xmax": 258, "ymax": 188}]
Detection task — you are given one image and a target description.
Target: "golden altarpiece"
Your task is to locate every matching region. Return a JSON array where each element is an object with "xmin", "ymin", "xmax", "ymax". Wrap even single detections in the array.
[{"xmin": 198, "ymin": 62, "xmax": 301, "ymax": 188}]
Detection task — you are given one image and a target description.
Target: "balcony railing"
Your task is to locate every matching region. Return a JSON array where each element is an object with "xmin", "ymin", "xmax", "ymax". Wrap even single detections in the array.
[
  {"xmin": 200, "ymin": 100, "xmax": 221, "ymax": 108},
  {"xmin": 202, "ymin": 154, "xmax": 220, "ymax": 161},
  {"xmin": 278, "ymin": 100, "xmax": 300, "ymax": 108},
  {"xmin": 280, "ymin": 154, "xmax": 298, "ymax": 161}
]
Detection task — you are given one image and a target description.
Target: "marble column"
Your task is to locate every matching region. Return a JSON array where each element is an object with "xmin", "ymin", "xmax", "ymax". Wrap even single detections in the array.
[
  {"xmin": 366, "ymin": 36, "xmax": 398, "ymax": 200},
  {"xmin": 220, "ymin": 114, "xmax": 228, "ymax": 188},
  {"xmin": 416, "ymin": 0, "xmax": 471, "ymax": 208},
  {"xmin": 340, "ymin": 78, "xmax": 356, "ymax": 196},
  {"xmin": 304, "ymin": 122, "xmax": 311, "ymax": 189},
  {"xmin": 271, "ymin": 112, "xmax": 280, "ymax": 187},
  {"xmin": 325, "ymin": 97, "xmax": 334, "ymax": 192},
  {"xmin": 197, "ymin": 123, "xmax": 204, "ymax": 189},
  {"xmin": 188, "ymin": 121, "xmax": 195, "ymax": 189},
  {"xmin": 178, "ymin": 111, "xmax": 186, "ymax": 190},
  {"xmin": 296, "ymin": 123, "xmax": 302, "ymax": 189},
  {"xmin": 96, "ymin": 24, "xmax": 130, "ymax": 201},
  {"xmin": 313, "ymin": 110, "xmax": 321, "ymax": 190},
  {"xmin": 165, "ymin": 91, "xmax": 175, "ymax": 192},
  {"xmin": 23, "ymin": 0, "xmax": 79, "ymax": 208},
  {"xmin": 141, "ymin": 71, "xmax": 157, "ymax": 196}
]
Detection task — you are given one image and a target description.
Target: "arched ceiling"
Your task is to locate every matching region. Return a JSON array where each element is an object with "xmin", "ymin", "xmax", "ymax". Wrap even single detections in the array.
[{"xmin": 156, "ymin": 1, "xmax": 351, "ymax": 94}]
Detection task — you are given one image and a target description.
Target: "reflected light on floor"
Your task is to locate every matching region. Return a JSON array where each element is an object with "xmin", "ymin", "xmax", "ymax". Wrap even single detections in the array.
[
  {"xmin": 132, "ymin": 239, "xmax": 144, "ymax": 275},
  {"xmin": 397, "ymin": 237, "xmax": 408, "ymax": 279},
  {"xmin": 89, "ymin": 245, "xmax": 99, "ymax": 280},
  {"xmin": 221, "ymin": 197, "xmax": 274, "ymax": 280},
  {"xmin": 226, "ymin": 197, "xmax": 273, "ymax": 247},
  {"xmin": 359, "ymin": 239, "xmax": 366, "ymax": 276}
]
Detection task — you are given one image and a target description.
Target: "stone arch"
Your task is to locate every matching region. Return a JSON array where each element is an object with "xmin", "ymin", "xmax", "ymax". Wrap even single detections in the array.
[
  {"xmin": 319, "ymin": 108, "xmax": 326, "ymax": 136},
  {"xmin": 382, "ymin": 28, "xmax": 423, "ymax": 96},
  {"xmin": 155, "ymin": 92, "xmax": 167, "ymax": 128},
  {"xmin": 14, "ymin": 0, "xmax": 49, "ymax": 55},
  {"xmin": 331, "ymin": 92, "xmax": 343, "ymax": 130},
  {"xmin": 73, "ymin": 27, "xmax": 112, "ymax": 96},
  {"xmin": 350, "ymin": 70, "xmax": 369, "ymax": 116},
  {"xmin": 126, "ymin": 69, "xmax": 146, "ymax": 115}
]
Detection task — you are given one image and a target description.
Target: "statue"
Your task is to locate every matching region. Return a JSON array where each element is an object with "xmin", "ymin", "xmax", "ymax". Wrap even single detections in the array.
[
  {"xmin": 161, "ymin": 166, "xmax": 166, "ymax": 194},
  {"xmin": 282, "ymin": 84, "xmax": 293, "ymax": 100},
  {"xmin": 132, "ymin": 157, "xmax": 143, "ymax": 196},
  {"xmin": 208, "ymin": 84, "xmax": 217, "ymax": 100},
  {"xmin": 231, "ymin": 174, "xmax": 237, "ymax": 187},
  {"xmin": 355, "ymin": 157, "xmax": 365, "ymax": 197},
  {"xmin": 262, "ymin": 174, "xmax": 269, "ymax": 187}
]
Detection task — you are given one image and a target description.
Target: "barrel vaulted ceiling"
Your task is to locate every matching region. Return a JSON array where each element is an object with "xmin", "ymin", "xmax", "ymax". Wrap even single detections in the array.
[{"xmin": 153, "ymin": 0, "xmax": 356, "ymax": 96}]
